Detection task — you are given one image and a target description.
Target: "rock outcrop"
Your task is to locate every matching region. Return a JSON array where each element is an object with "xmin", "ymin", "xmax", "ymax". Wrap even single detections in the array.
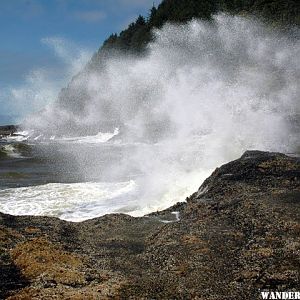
[
  {"xmin": 0, "ymin": 126, "xmax": 18, "ymax": 137},
  {"xmin": 0, "ymin": 151, "xmax": 299, "ymax": 299}
]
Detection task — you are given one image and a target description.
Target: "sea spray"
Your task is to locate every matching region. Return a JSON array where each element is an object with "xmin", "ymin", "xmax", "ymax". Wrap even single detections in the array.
[{"xmin": 8, "ymin": 14, "xmax": 300, "ymax": 220}]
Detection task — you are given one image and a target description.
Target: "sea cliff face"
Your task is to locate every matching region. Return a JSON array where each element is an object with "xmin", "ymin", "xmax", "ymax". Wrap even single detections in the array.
[{"xmin": 0, "ymin": 151, "xmax": 299, "ymax": 299}]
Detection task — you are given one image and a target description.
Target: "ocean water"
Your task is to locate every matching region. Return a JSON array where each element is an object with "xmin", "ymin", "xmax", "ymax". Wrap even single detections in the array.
[
  {"xmin": 1, "ymin": 15, "xmax": 299, "ymax": 221},
  {"xmin": 0, "ymin": 130, "xmax": 210, "ymax": 221}
]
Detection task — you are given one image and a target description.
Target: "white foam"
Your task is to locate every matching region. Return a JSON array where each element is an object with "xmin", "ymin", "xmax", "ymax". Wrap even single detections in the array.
[
  {"xmin": 3, "ymin": 130, "xmax": 34, "ymax": 143},
  {"xmin": 4, "ymin": 135, "xmax": 29, "ymax": 143},
  {"xmin": 6, "ymin": 15, "xmax": 299, "ymax": 221},
  {"xmin": 0, "ymin": 169, "xmax": 209, "ymax": 221},
  {"xmin": 52, "ymin": 128, "xmax": 119, "ymax": 144},
  {"xmin": 0, "ymin": 180, "xmax": 137, "ymax": 222},
  {"xmin": 14, "ymin": 130, "xmax": 32, "ymax": 136},
  {"xmin": 159, "ymin": 211, "xmax": 180, "ymax": 224},
  {"xmin": 1, "ymin": 144, "xmax": 23, "ymax": 158},
  {"xmin": 33, "ymin": 134, "xmax": 43, "ymax": 141}
]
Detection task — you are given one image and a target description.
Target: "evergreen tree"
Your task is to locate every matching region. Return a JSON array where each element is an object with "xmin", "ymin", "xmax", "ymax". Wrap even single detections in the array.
[{"xmin": 93, "ymin": 0, "xmax": 299, "ymax": 66}]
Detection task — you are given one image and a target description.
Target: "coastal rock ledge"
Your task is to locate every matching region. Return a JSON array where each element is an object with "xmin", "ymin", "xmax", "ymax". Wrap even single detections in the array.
[{"xmin": 0, "ymin": 151, "xmax": 299, "ymax": 299}]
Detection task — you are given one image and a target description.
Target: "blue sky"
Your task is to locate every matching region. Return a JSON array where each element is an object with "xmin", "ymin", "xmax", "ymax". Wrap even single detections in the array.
[{"xmin": 0, "ymin": 0, "xmax": 157, "ymax": 124}]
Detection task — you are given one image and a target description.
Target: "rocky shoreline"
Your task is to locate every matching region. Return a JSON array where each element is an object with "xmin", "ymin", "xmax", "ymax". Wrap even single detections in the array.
[
  {"xmin": 0, "ymin": 125, "xmax": 18, "ymax": 137},
  {"xmin": 0, "ymin": 150, "xmax": 299, "ymax": 299}
]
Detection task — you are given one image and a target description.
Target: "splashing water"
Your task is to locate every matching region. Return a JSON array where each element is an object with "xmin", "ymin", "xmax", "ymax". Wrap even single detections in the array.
[{"xmin": 3, "ymin": 14, "xmax": 300, "ymax": 221}]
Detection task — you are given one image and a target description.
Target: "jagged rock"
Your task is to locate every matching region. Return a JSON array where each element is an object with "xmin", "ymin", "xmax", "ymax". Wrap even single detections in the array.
[{"xmin": 0, "ymin": 151, "xmax": 299, "ymax": 299}]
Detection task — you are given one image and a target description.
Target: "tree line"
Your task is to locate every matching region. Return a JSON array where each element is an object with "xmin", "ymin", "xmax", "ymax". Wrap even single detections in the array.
[{"xmin": 89, "ymin": 0, "xmax": 299, "ymax": 66}]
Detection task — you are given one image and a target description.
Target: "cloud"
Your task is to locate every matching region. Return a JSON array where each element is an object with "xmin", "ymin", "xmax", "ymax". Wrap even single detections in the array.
[{"xmin": 72, "ymin": 10, "xmax": 106, "ymax": 23}]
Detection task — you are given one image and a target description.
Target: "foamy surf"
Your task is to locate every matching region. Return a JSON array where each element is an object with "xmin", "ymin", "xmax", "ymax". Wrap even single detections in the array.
[
  {"xmin": 1, "ymin": 15, "xmax": 298, "ymax": 222},
  {"xmin": 0, "ymin": 144, "xmax": 24, "ymax": 158},
  {"xmin": 54, "ymin": 128, "xmax": 119, "ymax": 144},
  {"xmin": 0, "ymin": 166, "xmax": 211, "ymax": 221},
  {"xmin": 0, "ymin": 180, "xmax": 137, "ymax": 222},
  {"xmin": 3, "ymin": 131, "xmax": 32, "ymax": 142},
  {"xmin": 4, "ymin": 128, "xmax": 119, "ymax": 145}
]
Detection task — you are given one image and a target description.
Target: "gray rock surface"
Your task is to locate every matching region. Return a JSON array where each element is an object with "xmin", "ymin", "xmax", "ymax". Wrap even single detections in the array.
[{"xmin": 0, "ymin": 151, "xmax": 299, "ymax": 299}]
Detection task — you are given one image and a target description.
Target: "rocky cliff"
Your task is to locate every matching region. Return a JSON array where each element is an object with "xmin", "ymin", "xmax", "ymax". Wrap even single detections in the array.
[{"xmin": 0, "ymin": 151, "xmax": 299, "ymax": 299}]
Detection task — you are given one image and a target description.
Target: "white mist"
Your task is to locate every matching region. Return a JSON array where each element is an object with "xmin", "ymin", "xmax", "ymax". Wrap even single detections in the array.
[{"xmin": 8, "ymin": 14, "xmax": 299, "ymax": 220}]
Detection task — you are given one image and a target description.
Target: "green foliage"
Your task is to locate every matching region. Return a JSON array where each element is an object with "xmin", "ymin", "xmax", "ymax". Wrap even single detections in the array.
[
  {"xmin": 100, "ymin": 15, "xmax": 150, "ymax": 53},
  {"xmin": 152, "ymin": 0, "xmax": 218, "ymax": 25},
  {"xmin": 219, "ymin": 0, "xmax": 300, "ymax": 25},
  {"xmin": 92, "ymin": 0, "xmax": 299, "ymax": 65}
]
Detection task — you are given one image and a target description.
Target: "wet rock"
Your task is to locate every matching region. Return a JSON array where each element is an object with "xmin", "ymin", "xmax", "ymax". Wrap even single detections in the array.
[
  {"xmin": 0, "ymin": 151, "xmax": 299, "ymax": 299},
  {"xmin": 0, "ymin": 125, "xmax": 18, "ymax": 137}
]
